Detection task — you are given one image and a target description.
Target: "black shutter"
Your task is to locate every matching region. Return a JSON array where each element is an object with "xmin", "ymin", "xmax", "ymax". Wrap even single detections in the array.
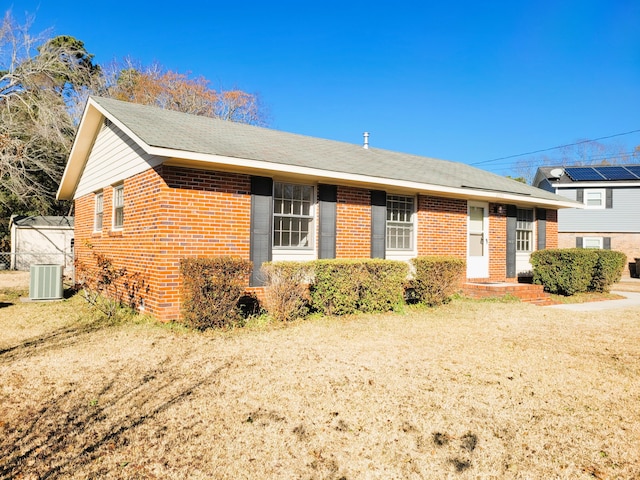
[
  {"xmin": 536, "ymin": 208, "xmax": 547, "ymax": 250},
  {"xmin": 576, "ymin": 188, "xmax": 584, "ymax": 203},
  {"xmin": 318, "ymin": 184, "xmax": 337, "ymax": 259},
  {"xmin": 249, "ymin": 176, "xmax": 273, "ymax": 286},
  {"xmin": 370, "ymin": 190, "xmax": 386, "ymax": 259},
  {"xmin": 606, "ymin": 188, "xmax": 613, "ymax": 209},
  {"xmin": 506, "ymin": 205, "xmax": 517, "ymax": 278},
  {"xmin": 576, "ymin": 237, "xmax": 583, "ymax": 248},
  {"xmin": 603, "ymin": 237, "xmax": 611, "ymax": 250}
]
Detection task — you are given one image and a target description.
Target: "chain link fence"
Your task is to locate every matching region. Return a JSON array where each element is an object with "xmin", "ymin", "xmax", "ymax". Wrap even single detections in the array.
[{"xmin": 0, "ymin": 252, "xmax": 74, "ymax": 276}]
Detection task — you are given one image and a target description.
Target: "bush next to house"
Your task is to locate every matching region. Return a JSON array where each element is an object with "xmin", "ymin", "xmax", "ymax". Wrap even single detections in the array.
[
  {"xmin": 531, "ymin": 248, "xmax": 599, "ymax": 295},
  {"xmin": 180, "ymin": 256, "xmax": 252, "ymax": 330},
  {"xmin": 590, "ymin": 250, "xmax": 627, "ymax": 293},
  {"xmin": 310, "ymin": 259, "xmax": 408, "ymax": 316},
  {"xmin": 261, "ymin": 261, "xmax": 313, "ymax": 322},
  {"xmin": 409, "ymin": 256, "xmax": 466, "ymax": 306}
]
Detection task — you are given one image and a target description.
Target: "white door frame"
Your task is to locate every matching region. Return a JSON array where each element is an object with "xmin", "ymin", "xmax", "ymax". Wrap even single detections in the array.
[{"xmin": 467, "ymin": 201, "xmax": 489, "ymax": 278}]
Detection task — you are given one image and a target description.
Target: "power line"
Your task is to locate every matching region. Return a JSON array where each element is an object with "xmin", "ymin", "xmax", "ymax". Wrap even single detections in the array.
[{"xmin": 471, "ymin": 129, "xmax": 640, "ymax": 166}]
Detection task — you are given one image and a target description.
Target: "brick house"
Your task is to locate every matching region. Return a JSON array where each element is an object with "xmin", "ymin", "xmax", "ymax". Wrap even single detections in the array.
[{"xmin": 57, "ymin": 97, "xmax": 577, "ymax": 321}]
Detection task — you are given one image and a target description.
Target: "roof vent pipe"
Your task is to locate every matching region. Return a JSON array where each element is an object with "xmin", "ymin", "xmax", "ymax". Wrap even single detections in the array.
[{"xmin": 363, "ymin": 132, "xmax": 369, "ymax": 149}]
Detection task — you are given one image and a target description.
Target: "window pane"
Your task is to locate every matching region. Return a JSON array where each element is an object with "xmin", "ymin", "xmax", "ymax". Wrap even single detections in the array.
[
  {"xmin": 516, "ymin": 209, "xmax": 533, "ymax": 252},
  {"xmin": 386, "ymin": 195, "xmax": 414, "ymax": 250},
  {"xmin": 273, "ymin": 182, "xmax": 313, "ymax": 248},
  {"xmin": 585, "ymin": 191, "xmax": 602, "ymax": 206}
]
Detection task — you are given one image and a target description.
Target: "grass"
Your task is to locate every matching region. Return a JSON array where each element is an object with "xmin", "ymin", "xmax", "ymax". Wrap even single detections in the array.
[{"xmin": 1, "ymin": 289, "xmax": 639, "ymax": 479}]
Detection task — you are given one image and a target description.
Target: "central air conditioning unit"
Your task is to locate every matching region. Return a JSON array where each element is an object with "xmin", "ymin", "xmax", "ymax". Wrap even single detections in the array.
[{"xmin": 30, "ymin": 264, "xmax": 64, "ymax": 300}]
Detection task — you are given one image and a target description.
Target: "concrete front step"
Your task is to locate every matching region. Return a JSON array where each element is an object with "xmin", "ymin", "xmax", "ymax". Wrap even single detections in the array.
[{"xmin": 462, "ymin": 282, "xmax": 557, "ymax": 305}]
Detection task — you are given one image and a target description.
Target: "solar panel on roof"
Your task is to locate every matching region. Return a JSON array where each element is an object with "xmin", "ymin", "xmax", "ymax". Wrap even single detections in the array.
[
  {"xmin": 625, "ymin": 165, "xmax": 640, "ymax": 178},
  {"xmin": 594, "ymin": 166, "xmax": 639, "ymax": 180},
  {"xmin": 564, "ymin": 167, "xmax": 605, "ymax": 181}
]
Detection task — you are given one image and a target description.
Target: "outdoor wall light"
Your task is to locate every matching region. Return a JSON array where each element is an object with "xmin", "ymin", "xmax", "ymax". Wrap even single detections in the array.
[{"xmin": 494, "ymin": 204, "xmax": 505, "ymax": 215}]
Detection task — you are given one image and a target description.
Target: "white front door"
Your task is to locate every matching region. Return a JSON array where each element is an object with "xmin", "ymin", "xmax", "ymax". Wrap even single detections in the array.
[{"xmin": 467, "ymin": 201, "xmax": 489, "ymax": 278}]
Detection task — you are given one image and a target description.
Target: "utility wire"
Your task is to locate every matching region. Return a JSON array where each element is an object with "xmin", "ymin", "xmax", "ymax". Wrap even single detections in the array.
[{"xmin": 471, "ymin": 129, "xmax": 640, "ymax": 166}]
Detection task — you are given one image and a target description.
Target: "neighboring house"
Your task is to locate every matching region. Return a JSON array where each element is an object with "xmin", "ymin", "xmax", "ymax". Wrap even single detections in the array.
[
  {"xmin": 9, "ymin": 215, "xmax": 74, "ymax": 271},
  {"xmin": 534, "ymin": 165, "xmax": 640, "ymax": 275},
  {"xmin": 57, "ymin": 97, "xmax": 577, "ymax": 321}
]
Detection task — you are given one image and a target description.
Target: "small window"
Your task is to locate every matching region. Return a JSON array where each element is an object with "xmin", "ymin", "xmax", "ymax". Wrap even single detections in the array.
[
  {"xmin": 583, "ymin": 237, "xmax": 603, "ymax": 249},
  {"xmin": 584, "ymin": 189, "xmax": 605, "ymax": 209},
  {"xmin": 386, "ymin": 195, "xmax": 414, "ymax": 250},
  {"xmin": 273, "ymin": 182, "xmax": 314, "ymax": 248},
  {"xmin": 94, "ymin": 192, "xmax": 103, "ymax": 232},
  {"xmin": 516, "ymin": 209, "xmax": 534, "ymax": 252},
  {"xmin": 113, "ymin": 185, "xmax": 124, "ymax": 229}
]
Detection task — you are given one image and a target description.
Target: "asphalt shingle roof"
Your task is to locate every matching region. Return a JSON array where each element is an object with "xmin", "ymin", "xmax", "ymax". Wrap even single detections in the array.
[{"xmin": 92, "ymin": 96, "xmax": 566, "ymax": 203}]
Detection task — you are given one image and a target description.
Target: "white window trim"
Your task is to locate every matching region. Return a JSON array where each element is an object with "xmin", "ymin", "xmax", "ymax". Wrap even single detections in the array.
[
  {"xmin": 112, "ymin": 184, "xmax": 124, "ymax": 230},
  {"xmin": 583, "ymin": 188, "xmax": 606, "ymax": 210},
  {"xmin": 94, "ymin": 192, "xmax": 103, "ymax": 232},
  {"xmin": 272, "ymin": 182, "xmax": 316, "ymax": 261},
  {"xmin": 386, "ymin": 194, "xmax": 417, "ymax": 261},
  {"xmin": 583, "ymin": 236, "xmax": 603, "ymax": 249},
  {"xmin": 516, "ymin": 208, "xmax": 535, "ymax": 253}
]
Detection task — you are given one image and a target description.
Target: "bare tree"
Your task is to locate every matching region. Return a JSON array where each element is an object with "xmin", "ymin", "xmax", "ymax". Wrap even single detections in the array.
[
  {"xmin": 0, "ymin": 10, "xmax": 99, "ymax": 247},
  {"xmin": 102, "ymin": 58, "xmax": 268, "ymax": 126}
]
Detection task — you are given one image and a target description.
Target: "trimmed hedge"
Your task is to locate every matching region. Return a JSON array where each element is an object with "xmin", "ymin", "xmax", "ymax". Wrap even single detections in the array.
[
  {"xmin": 531, "ymin": 249, "xmax": 597, "ymax": 295},
  {"xmin": 180, "ymin": 256, "xmax": 252, "ymax": 330},
  {"xmin": 530, "ymin": 248, "xmax": 625, "ymax": 295},
  {"xmin": 590, "ymin": 250, "xmax": 627, "ymax": 292},
  {"xmin": 410, "ymin": 256, "xmax": 466, "ymax": 306},
  {"xmin": 261, "ymin": 261, "xmax": 313, "ymax": 322},
  {"xmin": 310, "ymin": 259, "xmax": 408, "ymax": 316}
]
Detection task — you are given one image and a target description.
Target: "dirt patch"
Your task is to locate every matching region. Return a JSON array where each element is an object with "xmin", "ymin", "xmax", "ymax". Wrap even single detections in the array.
[{"xmin": 0, "ymin": 271, "xmax": 29, "ymax": 289}]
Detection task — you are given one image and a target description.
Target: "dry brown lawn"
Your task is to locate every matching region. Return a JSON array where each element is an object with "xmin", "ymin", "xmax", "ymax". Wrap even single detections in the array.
[{"xmin": 1, "ymin": 279, "xmax": 639, "ymax": 479}]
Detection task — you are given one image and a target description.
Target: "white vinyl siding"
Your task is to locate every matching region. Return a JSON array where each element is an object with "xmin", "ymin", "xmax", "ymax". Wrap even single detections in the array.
[
  {"xmin": 75, "ymin": 121, "xmax": 164, "ymax": 199},
  {"xmin": 557, "ymin": 187, "xmax": 640, "ymax": 233}
]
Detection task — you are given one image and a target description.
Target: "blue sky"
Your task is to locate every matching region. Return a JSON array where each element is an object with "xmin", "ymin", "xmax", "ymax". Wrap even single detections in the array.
[{"xmin": 11, "ymin": 0, "xmax": 640, "ymax": 177}]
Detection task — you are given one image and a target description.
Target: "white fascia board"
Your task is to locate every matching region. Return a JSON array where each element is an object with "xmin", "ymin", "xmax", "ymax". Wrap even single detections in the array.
[
  {"xmin": 554, "ymin": 182, "xmax": 640, "ymax": 188},
  {"xmin": 157, "ymin": 148, "xmax": 579, "ymax": 209}
]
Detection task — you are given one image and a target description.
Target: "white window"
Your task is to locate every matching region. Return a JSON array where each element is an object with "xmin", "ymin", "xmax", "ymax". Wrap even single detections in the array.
[
  {"xmin": 273, "ymin": 182, "xmax": 314, "ymax": 249},
  {"xmin": 94, "ymin": 192, "xmax": 103, "ymax": 232},
  {"xmin": 583, "ymin": 237, "xmax": 603, "ymax": 249},
  {"xmin": 516, "ymin": 209, "xmax": 534, "ymax": 252},
  {"xmin": 113, "ymin": 185, "xmax": 124, "ymax": 229},
  {"xmin": 584, "ymin": 189, "xmax": 605, "ymax": 209},
  {"xmin": 386, "ymin": 195, "xmax": 414, "ymax": 250}
]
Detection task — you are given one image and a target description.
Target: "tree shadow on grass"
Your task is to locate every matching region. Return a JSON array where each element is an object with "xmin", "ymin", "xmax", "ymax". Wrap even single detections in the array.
[
  {"xmin": 0, "ymin": 357, "xmax": 234, "ymax": 478},
  {"xmin": 0, "ymin": 319, "xmax": 108, "ymax": 363}
]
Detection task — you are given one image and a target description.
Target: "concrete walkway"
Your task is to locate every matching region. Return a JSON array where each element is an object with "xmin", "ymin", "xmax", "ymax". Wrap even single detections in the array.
[{"xmin": 546, "ymin": 290, "xmax": 640, "ymax": 311}]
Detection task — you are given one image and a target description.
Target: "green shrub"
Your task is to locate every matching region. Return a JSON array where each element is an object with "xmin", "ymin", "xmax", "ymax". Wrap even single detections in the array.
[
  {"xmin": 180, "ymin": 256, "xmax": 252, "ymax": 330},
  {"xmin": 531, "ymin": 248, "xmax": 598, "ymax": 295},
  {"xmin": 310, "ymin": 259, "xmax": 408, "ymax": 316},
  {"xmin": 261, "ymin": 261, "xmax": 313, "ymax": 322},
  {"xmin": 410, "ymin": 256, "xmax": 466, "ymax": 306},
  {"xmin": 357, "ymin": 260, "xmax": 408, "ymax": 313},
  {"xmin": 590, "ymin": 250, "xmax": 626, "ymax": 292}
]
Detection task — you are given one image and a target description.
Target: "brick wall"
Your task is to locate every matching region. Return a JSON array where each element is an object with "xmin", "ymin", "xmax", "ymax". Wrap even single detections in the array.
[
  {"xmin": 75, "ymin": 166, "xmax": 252, "ymax": 322},
  {"xmin": 336, "ymin": 186, "xmax": 371, "ymax": 257},
  {"xmin": 416, "ymin": 195, "xmax": 467, "ymax": 257},
  {"xmin": 74, "ymin": 164, "xmax": 561, "ymax": 321},
  {"xmin": 489, "ymin": 204, "xmax": 507, "ymax": 281}
]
